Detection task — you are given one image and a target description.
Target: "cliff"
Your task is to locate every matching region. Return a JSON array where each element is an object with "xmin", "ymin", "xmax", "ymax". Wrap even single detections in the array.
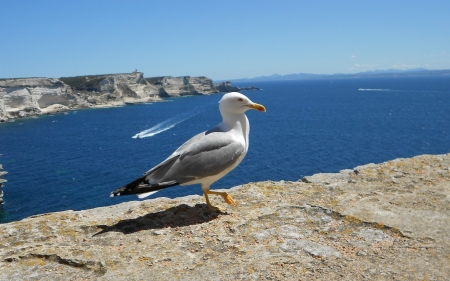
[
  {"xmin": 146, "ymin": 76, "xmax": 218, "ymax": 97},
  {"xmin": 214, "ymin": 81, "xmax": 260, "ymax": 93},
  {"xmin": 146, "ymin": 76, "xmax": 260, "ymax": 97},
  {"xmin": 0, "ymin": 72, "xmax": 161, "ymax": 122},
  {"xmin": 0, "ymin": 74, "xmax": 259, "ymax": 121},
  {"xmin": 0, "ymin": 153, "xmax": 449, "ymax": 280},
  {"xmin": 60, "ymin": 72, "xmax": 159, "ymax": 105},
  {"xmin": 0, "ymin": 78, "xmax": 73, "ymax": 121},
  {"xmin": 214, "ymin": 81, "xmax": 240, "ymax": 92}
]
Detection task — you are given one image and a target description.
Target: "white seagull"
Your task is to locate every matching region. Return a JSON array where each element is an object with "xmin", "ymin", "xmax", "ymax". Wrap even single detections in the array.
[{"xmin": 110, "ymin": 92, "xmax": 266, "ymax": 210}]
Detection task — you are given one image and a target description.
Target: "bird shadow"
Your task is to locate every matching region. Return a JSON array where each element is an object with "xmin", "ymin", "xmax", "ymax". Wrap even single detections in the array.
[{"xmin": 93, "ymin": 203, "xmax": 225, "ymax": 236}]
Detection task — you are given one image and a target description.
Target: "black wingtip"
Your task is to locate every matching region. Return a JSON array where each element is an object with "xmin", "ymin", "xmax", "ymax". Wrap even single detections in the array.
[
  {"xmin": 110, "ymin": 176, "xmax": 145, "ymax": 197},
  {"xmin": 110, "ymin": 179, "xmax": 180, "ymax": 198}
]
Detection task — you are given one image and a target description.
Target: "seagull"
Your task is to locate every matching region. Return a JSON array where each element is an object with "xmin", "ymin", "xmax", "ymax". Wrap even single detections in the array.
[{"xmin": 110, "ymin": 92, "xmax": 266, "ymax": 210}]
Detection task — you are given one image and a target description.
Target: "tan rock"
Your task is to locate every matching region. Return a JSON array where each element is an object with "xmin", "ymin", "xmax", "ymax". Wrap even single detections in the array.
[{"xmin": 1, "ymin": 154, "xmax": 449, "ymax": 280}]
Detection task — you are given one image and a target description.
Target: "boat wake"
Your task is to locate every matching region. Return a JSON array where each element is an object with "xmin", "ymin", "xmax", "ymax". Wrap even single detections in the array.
[
  {"xmin": 132, "ymin": 104, "xmax": 212, "ymax": 139},
  {"xmin": 358, "ymin": 88, "xmax": 391, "ymax": 91}
]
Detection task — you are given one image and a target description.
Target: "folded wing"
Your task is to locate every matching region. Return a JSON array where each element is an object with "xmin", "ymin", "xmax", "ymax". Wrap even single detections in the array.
[{"xmin": 110, "ymin": 131, "xmax": 245, "ymax": 197}]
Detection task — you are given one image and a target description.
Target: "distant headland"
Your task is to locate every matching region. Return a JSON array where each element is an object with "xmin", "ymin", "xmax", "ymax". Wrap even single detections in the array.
[
  {"xmin": 230, "ymin": 68, "xmax": 450, "ymax": 82},
  {"xmin": 0, "ymin": 72, "xmax": 260, "ymax": 122}
]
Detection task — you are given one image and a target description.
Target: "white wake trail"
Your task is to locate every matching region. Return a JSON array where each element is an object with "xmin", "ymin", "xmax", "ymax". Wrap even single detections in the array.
[
  {"xmin": 358, "ymin": 88, "xmax": 391, "ymax": 91},
  {"xmin": 132, "ymin": 103, "xmax": 212, "ymax": 139}
]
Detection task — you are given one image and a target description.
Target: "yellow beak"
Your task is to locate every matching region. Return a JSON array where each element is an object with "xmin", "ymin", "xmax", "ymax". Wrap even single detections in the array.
[{"xmin": 247, "ymin": 103, "xmax": 266, "ymax": 112}]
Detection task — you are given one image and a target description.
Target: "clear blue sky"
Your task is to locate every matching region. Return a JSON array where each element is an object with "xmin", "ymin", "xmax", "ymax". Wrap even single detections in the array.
[{"xmin": 1, "ymin": 0, "xmax": 449, "ymax": 80}]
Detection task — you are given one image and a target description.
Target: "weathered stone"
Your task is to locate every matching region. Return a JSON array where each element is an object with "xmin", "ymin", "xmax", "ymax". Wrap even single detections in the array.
[
  {"xmin": 61, "ymin": 72, "xmax": 159, "ymax": 101},
  {"xmin": 146, "ymin": 76, "xmax": 218, "ymax": 97},
  {"xmin": 0, "ymin": 78, "xmax": 73, "ymax": 120},
  {"xmin": 0, "ymin": 72, "xmax": 161, "ymax": 121},
  {"xmin": 0, "ymin": 153, "xmax": 449, "ymax": 280},
  {"xmin": 215, "ymin": 81, "xmax": 240, "ymax": 92},
  {"xmin": 214, "ymin": 81, "xmax": 260, "ymax": 93}
]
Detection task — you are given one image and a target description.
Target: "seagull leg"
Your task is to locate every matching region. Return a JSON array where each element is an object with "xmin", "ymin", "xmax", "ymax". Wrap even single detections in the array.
[
  {"xmin": 204, "ymin": 190, "xmax": 237, "ymax": 209},
  {"xmin": 203, "ymin": 191, "xmax": 221, "ymax": 211},
  {"xmin": 207, "ymin": 190, "xmax": 237, "ymax": 206}
]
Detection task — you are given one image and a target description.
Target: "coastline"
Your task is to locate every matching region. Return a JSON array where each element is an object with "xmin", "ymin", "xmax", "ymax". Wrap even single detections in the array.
[
  {"xmin": 0, "ymin": 73, "xmax": 259, "ymax": 123},
  {"xmin": 1, "ymin": 96, "xmax": 163, "ymax": 123}
]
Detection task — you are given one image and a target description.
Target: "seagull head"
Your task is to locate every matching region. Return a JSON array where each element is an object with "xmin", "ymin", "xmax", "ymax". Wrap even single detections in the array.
[{"xmin": 219, "ymin": 92, "xmax": 266, "ymax": 115}]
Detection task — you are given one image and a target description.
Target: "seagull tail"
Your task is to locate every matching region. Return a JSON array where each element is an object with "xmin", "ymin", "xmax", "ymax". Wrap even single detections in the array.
[{"xmin": 110, "ymin": 177, "xmax": 179, "ymax": 198}]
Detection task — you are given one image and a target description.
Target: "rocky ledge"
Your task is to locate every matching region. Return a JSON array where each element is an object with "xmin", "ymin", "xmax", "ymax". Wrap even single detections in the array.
[{"xmin": 2, "ymin": 153, "xmax": 448, "ymax": 280}]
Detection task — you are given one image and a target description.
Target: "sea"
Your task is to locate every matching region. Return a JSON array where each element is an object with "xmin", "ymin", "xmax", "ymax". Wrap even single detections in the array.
[{"xmin": 1, "ymin": 76, "xmax": 449, "ymax": 223}]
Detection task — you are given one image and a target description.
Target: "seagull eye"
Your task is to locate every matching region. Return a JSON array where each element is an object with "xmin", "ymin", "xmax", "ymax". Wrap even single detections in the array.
[{"xmin": 238, "ymin": 98, "xmax": 243, "ymax": 102}]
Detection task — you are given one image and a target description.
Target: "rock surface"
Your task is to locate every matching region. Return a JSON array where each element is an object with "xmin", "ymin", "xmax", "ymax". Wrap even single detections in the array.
[
  {"xmin": 1, "ymin": 153, "xmax": 449, "ymax": 280},
  {"xmin": 0, "ymin": 72, "xmax": 161, "ymax": 121},
  {"xmin": 60, "ymin": 72, "xmax": 160, "ymax": 105},
  {"xmin": 0, "ymin": 78, "xmax": 73, "ymax": 121},
  {"xmin": 146, "ymin": 76, "xmax": 218, "ymax": 97},
  {"xmin": 215, "ymin": 81, "xmax": 240, "ymax": 93},
  {"xmin": 214, "ymin": 81, "xmax": 260, "ymax": 93}
]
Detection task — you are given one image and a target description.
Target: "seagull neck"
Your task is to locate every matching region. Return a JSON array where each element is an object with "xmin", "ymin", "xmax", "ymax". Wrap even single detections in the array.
[
  {"xmin": 221, "ymin": 112, "xmax": 250, "ymax": 146},
  {"xmin": 221, "ymin": 112, "xmax": 246, "ymax": 127}
]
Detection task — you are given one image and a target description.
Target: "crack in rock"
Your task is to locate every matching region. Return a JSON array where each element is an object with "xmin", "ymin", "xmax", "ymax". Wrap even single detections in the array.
[{"xmin": 5, "ymin": 253, "xmax": 107, "ymax": 276}]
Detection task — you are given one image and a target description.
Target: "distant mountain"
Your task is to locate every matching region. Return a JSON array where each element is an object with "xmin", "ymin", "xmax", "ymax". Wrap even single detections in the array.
[{"xmin": 229, "ymin": 68, "xmax": 450, "ymax": 83}]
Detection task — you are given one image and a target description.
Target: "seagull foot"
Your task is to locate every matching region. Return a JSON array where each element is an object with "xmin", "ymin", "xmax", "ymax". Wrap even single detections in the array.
[
  {"xmin": 222, "ymin": 193, "xmax": 237, "ymax": 206},
  {"xmin": 206, "ymin": 204, "xmax": 225, "ymax": 212},
  {"xmin": 203, "ymin": 190, "xmax": 236, "ymax": 211}
]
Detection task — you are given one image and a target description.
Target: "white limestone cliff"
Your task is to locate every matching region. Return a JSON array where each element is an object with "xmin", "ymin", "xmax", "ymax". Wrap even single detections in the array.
[
  {"xmin": 0, "ymin": 78, "xmax": 74, "ymax": 120},
  {"xmin": 147, "ymin": 76, "xmax": 218, "ymax": 97},
  {"xmin": 0, "ymin": 73, "xmax": 161, "ymax": 121},
  {"xmin": 0, "ymin": 73, "xmax": 258, "ymax": 121}
]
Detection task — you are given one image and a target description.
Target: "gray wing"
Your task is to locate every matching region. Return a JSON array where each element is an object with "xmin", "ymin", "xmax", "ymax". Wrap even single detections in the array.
[
  {"xmin": 142, "ymin": 154, "xmax": 181, "ymax": 185},
  {"xmin": 170, "ymin": 131, "xmax": 207, "ymax": 156},
  {"xmin": 142, "ymin": 131, "xmax": 207, "ymax": 184},
  {"xmin": 168, "ymin": 122, "xmax": 226, "ymax": 157},
  {"xmin": 158, "ymin": 131, "xmax": 245, "ymax": 184}
]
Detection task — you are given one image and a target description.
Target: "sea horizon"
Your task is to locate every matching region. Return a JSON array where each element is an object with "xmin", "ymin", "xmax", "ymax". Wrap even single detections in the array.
[{"xmin": 1, "ymin": 76, "xmax": 449, "ymax": 223}]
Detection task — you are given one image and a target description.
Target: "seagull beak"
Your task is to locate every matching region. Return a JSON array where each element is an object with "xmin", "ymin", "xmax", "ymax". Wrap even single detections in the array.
[{"xmin": 247, "ymin": 103, "xmax": 266, "ymax": 112}]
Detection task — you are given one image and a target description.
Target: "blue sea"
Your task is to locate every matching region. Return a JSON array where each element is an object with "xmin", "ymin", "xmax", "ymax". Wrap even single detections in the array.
[{"xmin": 1, "ymin": 76, "xmax": 449, "ymax": 223}]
